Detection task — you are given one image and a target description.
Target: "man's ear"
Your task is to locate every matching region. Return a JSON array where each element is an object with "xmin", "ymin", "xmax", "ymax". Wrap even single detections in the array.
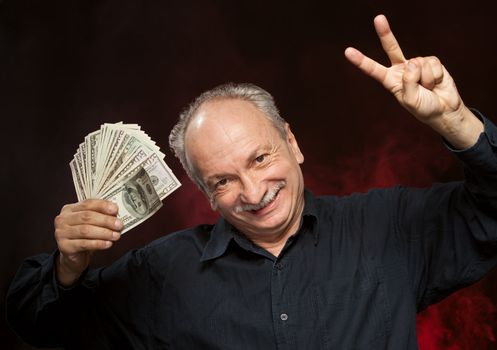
[
  {"xmin": 209, "ymin": 196, "xmax": 218, "ymax": 211},
  {"xmin": 285, "ymin": 123, "xmax": 304, "ymax": 164}
]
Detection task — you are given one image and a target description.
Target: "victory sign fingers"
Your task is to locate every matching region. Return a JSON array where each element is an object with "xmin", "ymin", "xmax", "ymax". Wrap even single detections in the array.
[
  {"xmin": 345, "ymin": 14, "xmax": 462, "ymax": 122},
  {"xmin": 344, "ymin": 14, "xmax": 483, "ymax": 150}
]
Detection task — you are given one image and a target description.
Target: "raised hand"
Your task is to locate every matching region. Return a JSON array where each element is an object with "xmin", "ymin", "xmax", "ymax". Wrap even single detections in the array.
[
  {"xmin": 345, "ymin": 14, "xmax": 483, "ymax": 149},
  {"xmin": 54, "ymin": 199, "xmax": 123, "ymax": 286}
]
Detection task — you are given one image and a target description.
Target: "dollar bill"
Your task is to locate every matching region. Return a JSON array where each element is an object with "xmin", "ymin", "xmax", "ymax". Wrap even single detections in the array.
[
  {"xmin": 103, "ymin": 168, "xmax": 163, "ymax": 233},
  {"xmin": 70, "ymin": 122, "xmax": 181, "ymax": 233}
]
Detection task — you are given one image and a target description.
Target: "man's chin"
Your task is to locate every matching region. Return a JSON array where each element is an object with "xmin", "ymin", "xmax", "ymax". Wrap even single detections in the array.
[{"xmin": 236, "ymin": 212, "xmax": 290, "ymax": 236}]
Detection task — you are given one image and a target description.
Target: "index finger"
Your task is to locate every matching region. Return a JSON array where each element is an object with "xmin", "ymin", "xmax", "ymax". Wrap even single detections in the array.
[
  {"xmin": 344, "ymin": 47, "xmax": 389, "ymax": 84},
  {"xmin": 374, "ymin": 14, "xmax": 406, "ymax": 65},
  {"xmin": 69, "ymin": 199, "xmax": 119, "ymax": 215}
]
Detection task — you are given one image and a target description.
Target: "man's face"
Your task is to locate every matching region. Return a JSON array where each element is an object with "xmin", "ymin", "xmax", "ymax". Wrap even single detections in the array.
[{"xmin": 184, "ymin": 99, "xmax": 305, "ymax": 240}]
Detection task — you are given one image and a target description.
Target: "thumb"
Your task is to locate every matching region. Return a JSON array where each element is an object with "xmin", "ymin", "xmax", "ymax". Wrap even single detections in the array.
[{"xmin": 402, "ymin": 59, "xmax": 421, "ymax": 107}]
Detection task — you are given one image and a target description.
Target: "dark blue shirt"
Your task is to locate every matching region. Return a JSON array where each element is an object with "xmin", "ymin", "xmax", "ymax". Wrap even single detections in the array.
[{"xmin": 7, "ymin": 113, "xmax": 497, "ymax": 349}]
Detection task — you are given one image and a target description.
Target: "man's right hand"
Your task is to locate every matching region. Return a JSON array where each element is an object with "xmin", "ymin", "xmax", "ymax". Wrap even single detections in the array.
[{"xmin": 54, "ymin": 199, "xmax": 123, "ymax": 287}]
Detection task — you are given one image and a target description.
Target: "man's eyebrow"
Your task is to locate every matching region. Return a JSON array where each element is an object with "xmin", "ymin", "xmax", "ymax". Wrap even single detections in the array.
[
  {"xmin": 247, "ymin": 144, "xmax": 274, "ymax": 164},
  {"xmin": 246, "ymin": 148, "xmax": 261, "ymax": 164},
  {"xmin": 204, "ymin": 143, "xmax": 276, "ymax": 184}
]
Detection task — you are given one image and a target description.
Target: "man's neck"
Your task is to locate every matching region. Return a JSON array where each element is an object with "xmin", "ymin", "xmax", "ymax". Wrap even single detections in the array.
[
  {"xmin": 253, "ymin": 229, "xmax": 297, "ymax": 257},
  {"xmin": 235, "ymin": 190, "xmax": 306, "ymax": 257},
  {"xmin": 245, "ymin": 207, "xmax": 304, "ymax": 257}
]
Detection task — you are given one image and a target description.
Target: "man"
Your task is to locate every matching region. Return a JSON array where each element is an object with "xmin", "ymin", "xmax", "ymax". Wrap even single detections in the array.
[{"xmin": 7, "ymin": 15, "xmax": 497, "ymax": 349}]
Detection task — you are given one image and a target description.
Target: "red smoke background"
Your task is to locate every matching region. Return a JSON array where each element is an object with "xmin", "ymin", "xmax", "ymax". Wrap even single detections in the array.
[{"xmin": 1, "ymin": 0, "xmax": 496, "ymax": 348}]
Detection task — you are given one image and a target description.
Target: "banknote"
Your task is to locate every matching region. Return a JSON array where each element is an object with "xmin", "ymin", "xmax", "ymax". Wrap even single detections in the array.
[
  {"xmin": 70, "ymin": 122, "xmax": 181, "ymax": 232},
  {"xmin": 103, "ymin": 168, "xmax": 163, "ymax": 233}
]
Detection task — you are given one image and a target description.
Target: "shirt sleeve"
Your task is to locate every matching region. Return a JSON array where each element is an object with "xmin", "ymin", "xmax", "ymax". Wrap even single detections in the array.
[
  {"xmin": 6, "ymin": 247, "xmax": 153, "ymax": 348},
  {"xmin": 6, "ymin": 252, "xmax": 67, "ymax": 347},
  {"xmin": 393, "ymin": 110, "xmax": 497, "ymax": 312}
]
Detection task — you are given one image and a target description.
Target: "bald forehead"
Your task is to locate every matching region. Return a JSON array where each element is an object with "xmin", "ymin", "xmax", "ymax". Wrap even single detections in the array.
[
  {"xmin": 184, "ymin": 99, "xmax": 280, "ymax": 147},
  {"xmin": 189, "ymin": 98, "xmax": 267, "ymax": 131}
]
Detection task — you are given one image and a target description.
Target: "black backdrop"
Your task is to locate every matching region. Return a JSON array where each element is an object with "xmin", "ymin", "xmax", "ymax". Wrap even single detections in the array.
[{"xmin": 1, "ymin": 1, "xmax": 496, "ymax": 349}]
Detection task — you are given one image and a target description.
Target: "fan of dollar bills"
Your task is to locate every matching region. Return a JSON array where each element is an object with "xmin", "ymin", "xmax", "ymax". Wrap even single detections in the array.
[{"xmin": 70, "ymin": 122, "xmax": 181, "ymax": 233}]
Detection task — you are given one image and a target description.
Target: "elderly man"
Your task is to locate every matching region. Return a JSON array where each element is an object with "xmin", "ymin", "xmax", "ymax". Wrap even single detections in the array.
[{"xmin": 7, "ymin": 15, "xmax": 497, "ymax": 349}]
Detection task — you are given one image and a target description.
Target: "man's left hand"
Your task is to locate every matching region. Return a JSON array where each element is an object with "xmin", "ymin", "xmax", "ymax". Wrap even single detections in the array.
[{"xmin": 345, "ymin": 14, "xmax": 483, "ymax": 149}]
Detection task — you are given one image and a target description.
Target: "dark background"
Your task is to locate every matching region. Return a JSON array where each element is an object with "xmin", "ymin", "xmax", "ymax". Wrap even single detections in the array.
[{"xmin": 1, "ymin": 0, "xmax": 496, "ymax": 348}]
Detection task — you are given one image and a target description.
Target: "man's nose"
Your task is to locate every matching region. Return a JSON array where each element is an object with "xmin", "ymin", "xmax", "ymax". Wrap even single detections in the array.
[{"xmin": 239, "ymin": 174, "xmax": 265, "ymax": 205}]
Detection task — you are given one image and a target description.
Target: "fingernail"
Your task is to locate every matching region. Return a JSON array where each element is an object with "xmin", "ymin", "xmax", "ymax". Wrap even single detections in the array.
[
  {"xmin": 105, "ymin": 241, "xmax": 112, "ymax": 248},
  {"xmin": 112, "ymin": 231, "xmax": 121, "ymax": 240},
  {"xmin": 115, "ymin": 219, "xmax": 122, "ymax": 229},
  {"xmin": 108, "ymin": 202, "xmax": 117, "ymax": 212},
  {"xmin": 408, "ymin": 61, "xmax": 417, "ymax": 71}
]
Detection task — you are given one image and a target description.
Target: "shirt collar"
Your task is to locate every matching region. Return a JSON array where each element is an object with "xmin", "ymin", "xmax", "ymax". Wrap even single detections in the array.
[
  {"xmin": 200, "ymin": 216, "xmax": 235, "ymax": 262},
  {"xmin": 200, "ymin": 188, "xmax": 319, "ymax": 262},
  {"xmin": 302, "ymin": 188, "xmax": 319, "ymax": 245}
]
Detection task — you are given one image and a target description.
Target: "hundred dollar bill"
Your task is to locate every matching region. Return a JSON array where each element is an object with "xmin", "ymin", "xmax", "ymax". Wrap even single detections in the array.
[
  {"xmin": 103, "ymin": 167, "xmax": 163, "ymax": 233},
  {"xmin": 86, "ymin": 130, "xmax": 101, "ymax": 197},
  {"xmin": 96, "ymin": 134, "xmax": 145, "ymax": 195},
  {"xmin": 100, "ymin": 152, "xmax": 180, "ymax": 200},
  {"xmin": 69, "ymin": 159, "xmax": 85, "ymax": 201},
  {"xmin": 74, "ymin": 148, "xmax": 88, "ymax": 199},
  {"xmin": 133, "ymin": 153, "xmax": 180, "ymax": 200}
]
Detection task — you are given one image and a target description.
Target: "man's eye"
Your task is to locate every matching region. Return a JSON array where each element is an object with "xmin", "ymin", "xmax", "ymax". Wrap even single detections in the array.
[
  {"xmin": 255, "ymin": 154, "xmax": 266, "ymax": 163},
  {"xmin": 216, "ymin": 178, "xmax": 228, "ymax": 188}
]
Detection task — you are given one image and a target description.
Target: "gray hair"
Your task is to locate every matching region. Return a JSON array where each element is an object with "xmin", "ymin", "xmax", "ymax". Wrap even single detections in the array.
[{"xmin": 169, "ymin": 82, "xmax": 287, "ymax": 191}]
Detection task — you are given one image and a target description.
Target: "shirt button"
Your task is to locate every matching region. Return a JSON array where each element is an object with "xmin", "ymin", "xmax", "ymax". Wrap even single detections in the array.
[{"xmin": 280, "ymin": 313, "xmax": 288, "ymax": 321}]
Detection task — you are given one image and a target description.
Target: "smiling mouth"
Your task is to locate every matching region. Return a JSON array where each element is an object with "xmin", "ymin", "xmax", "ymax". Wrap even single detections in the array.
[
  {"xmin": 234, "ymin": 180, "xmax": 286, "ymax": 214},
  {"xmin": 249, "ymin": 186, "xmax": 283, "ymax": 215}
]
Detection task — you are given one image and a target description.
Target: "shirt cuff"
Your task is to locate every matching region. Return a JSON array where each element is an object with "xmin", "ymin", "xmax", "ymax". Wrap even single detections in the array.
[
  {"xmin": 446, "ymin": 109, "xmax": 497, "ymax": 173},
  {"xmin": 52, "ymin": 250, "xmax": 89, "ymax": 292}
]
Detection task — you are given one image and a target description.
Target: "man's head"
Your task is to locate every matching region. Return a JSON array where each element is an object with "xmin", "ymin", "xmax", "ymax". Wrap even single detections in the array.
[
  {"xmin": 169, "ymin": 83, "xmax": 288, "ymax": 189},
  {"xmin": 169, "ymin": 83, "xmax": 305, "ymax": 238}
]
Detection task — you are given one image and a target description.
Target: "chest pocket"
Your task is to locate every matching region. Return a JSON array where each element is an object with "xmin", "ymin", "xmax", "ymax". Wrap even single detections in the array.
[{"xmin": 312, "ymin": 266, "xmax": 393, "ymax": 349}]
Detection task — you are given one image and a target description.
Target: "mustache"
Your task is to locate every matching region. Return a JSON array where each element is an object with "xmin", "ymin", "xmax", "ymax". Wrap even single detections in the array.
[{"xmin": 234, "ymin": 181, "xmax": 286, "ymax": 213}]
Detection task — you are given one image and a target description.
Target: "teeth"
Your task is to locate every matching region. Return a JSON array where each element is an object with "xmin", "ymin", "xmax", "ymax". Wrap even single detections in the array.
[{"xmin": 266, "ymin": 190, "xmax": 278, "ymax": 206}]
